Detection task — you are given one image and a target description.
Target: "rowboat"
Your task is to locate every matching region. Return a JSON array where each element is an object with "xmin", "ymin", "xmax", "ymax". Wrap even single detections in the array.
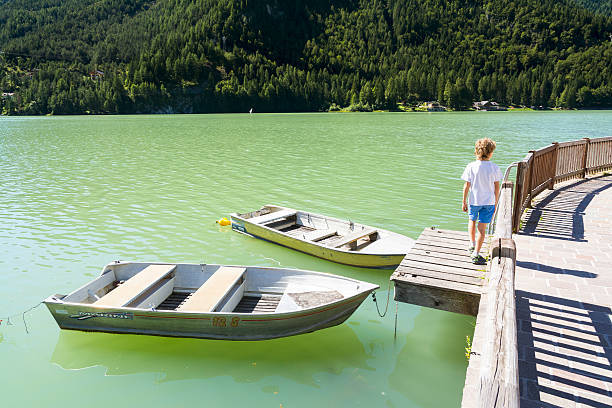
[
  {"xmin": 44, "ymin": 261, "xmax": 379, "ymax": 340},
  {"xmin": 230, "ymin": 205, "xmax": 415, "ymax": 268}
]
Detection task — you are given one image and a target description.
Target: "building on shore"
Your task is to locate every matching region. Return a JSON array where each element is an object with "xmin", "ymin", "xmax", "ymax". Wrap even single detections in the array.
[
  {"xmin": 473, "ymin": 100, "xmax": 508, "ymax": 111},
  {"xmin": 89, "ymin": 70, "xmax": 105, "ymax": 80},
  {"xmin": 424, "ymin": 101, "xmax": 446, "ymax": 112}
]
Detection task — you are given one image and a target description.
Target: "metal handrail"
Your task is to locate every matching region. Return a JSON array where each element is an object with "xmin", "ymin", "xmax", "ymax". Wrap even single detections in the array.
[{"xmin": 487, "ymin": 162, "xmax": 520, "ymax": 235}]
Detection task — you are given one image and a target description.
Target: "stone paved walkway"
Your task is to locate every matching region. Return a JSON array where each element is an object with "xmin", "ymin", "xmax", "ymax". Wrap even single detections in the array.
[{"xmin": 514, "ymin": 174, "xmax": 612, "ymax": 408}]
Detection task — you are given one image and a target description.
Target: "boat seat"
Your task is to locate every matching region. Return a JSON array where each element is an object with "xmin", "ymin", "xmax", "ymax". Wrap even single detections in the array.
[
  {"xmin": 304, "ymin": 229, "xmax": 337, "ymax": 242},
  {"xmin": 178, "ymin": 266, "xmax": 246, "ymax": 312},
  {"xmin": 94, "ymin": 264, "xmax": 176, "ymax": 307},
  {"xmin": 249, "ymin": 209, "xmax": 296, "ymax": 225},
  {"xmin": 331, "ymin": 229, "xmax": 378, "ymax": 250}
]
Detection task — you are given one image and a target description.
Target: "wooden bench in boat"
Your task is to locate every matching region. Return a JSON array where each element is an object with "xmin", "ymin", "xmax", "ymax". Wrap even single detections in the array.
[
  {"xmin": 332, "ymin": 229, "xmax": 378, "ymax": 250},
  {"xmin": 94, "ymin": 264, "xmax": 176, "ymax": 307},
  {"xmin": 249, "ymin": 209, "xmax": 296, "ymax": 225},
  {"xmin": 177, "ymin": 266, "xmax": 246, "ymax": 312},
  {"xmin": 304, "ymin": 229, "xmax": 337, "ymax": 242}
]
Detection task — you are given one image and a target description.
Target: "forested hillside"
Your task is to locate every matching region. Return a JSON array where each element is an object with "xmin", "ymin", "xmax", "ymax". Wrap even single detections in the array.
[
  {"xmin": 1, "ymin": 0, "xmax": 611, "ymax": 114},
  {"xmin": 574, "ymin": 0, "xmax": 612, "ymax": 16}
]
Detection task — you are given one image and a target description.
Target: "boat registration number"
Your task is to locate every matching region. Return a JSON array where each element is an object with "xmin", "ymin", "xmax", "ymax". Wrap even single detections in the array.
[{"xmin": 212, "ymin": 317, "xmax": 240, "ymax": 327}]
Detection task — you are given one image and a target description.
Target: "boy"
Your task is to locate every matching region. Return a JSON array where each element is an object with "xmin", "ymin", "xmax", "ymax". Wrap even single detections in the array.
[{"xmin": 461, "ymin": 138, "xmax": 502, "ymax": 265}]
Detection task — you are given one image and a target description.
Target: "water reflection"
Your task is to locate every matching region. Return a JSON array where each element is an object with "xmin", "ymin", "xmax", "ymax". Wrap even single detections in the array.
[
  {"xmin": 389, "ymin": 309, "xmax": 474, "ymax": 407},
  {"xmin": 52, "ymin": 323, "xmax": 372, "ymax": 386}
]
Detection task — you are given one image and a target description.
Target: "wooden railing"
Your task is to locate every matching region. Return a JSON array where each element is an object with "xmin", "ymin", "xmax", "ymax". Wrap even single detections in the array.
[
  {"xmin": 462, "ymin": 181, "xmax": 519, "ymax": 408},
  {"xmin": 512, "ymin": 136, "xmax": 612, "ymax": 232}
]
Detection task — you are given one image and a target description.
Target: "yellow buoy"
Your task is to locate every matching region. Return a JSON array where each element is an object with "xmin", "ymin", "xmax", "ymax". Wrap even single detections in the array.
[{"xmin": 216, "ymin": 217, "xmax": 231, "ymax": 226}]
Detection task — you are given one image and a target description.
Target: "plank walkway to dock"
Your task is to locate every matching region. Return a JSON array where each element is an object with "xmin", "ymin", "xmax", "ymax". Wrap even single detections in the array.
[
  {"xmin": 514, "ymin": 174, "xmax": 612, "ymax": 407},
  {"xmin": 391, "ymin": 227, "xmax": 491, "ymax": 316}
]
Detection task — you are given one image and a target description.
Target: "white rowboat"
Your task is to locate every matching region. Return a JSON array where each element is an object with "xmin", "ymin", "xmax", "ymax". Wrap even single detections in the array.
[
  {"xmin": 231, "ymin": 205, "xmax": 415, "ymax": 268},
  {"xmin": 44, "ymin": 261, "xmax": 379, "ymax": 340}
]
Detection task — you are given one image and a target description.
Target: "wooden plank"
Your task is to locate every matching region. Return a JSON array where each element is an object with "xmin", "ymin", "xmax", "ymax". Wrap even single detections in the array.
[
  {"xmin": 178, "ymin": 266, "xmax": 246, "ymax": 312},
  {"xmin": 392, "ymin": 272, "xmax": 482, "ymax": 295},
  {"xmin": 420, "ymin": 231, "xmax": 470, "ymax": 242},
  {"xmin": 397, "ymin": 264, "xmax": 485, "ymax": 285},
  {"xmin": 495, "ymin": 182, "xmax": 514, "ymax": 239},
  {"xmin": 409, "ymin": 247, "xmax": 477, "ymax": 263},
  {"xmin": 533, "ymin": 143, "xmax": 556, "ymax": 156},
  {"xmin": 393, "ymin": 277, "xmax": 481, "ymax": 316},
  {"xmin": 402, "ymin": 252, "xmax": 486, "ymax": 270},
  {"xmin": 401, "ymin": 254, "xmax": 486, "ymax": 272},
  {"xmin": 416, "ymin": 236, "xmax": 490, "ymax": 251},
  {"xmin": 304, "ymin": 229, "xmax": 338, "ymax": 242},
  {"xmin": 549, "ymin": 142, "xmax": 559, "ymax": 189},
  {"xmin": 94, "ymin": 264, "xmax": 176, "ymax": 307},
  {"xmin": 421, "ymin": 228, "xmax": 470, "ymax": 239},
  {"xmin": 475, "ymin": 240, "xmax": 518, "ymax": 408},
  {"xmin": 331, "ymin": 228, "xmax": 377, "ymax": 249},
  {"xmin": 558, "ymin": 139, "xmax": 587, "ymax": 148},
  {"xmin": 283, "ymin": 226, "xmax": 314, "ymax": 237},
  {"xmin": 589, "ymin": 135, "xmax": 612, "ymax": 143},
  {"xmin": 416, "ymin": 235, "xmax": 470, "ymax": 247},
  {"xmin": 580, "ymin": 137, "xmax": 590, "ymax": 178},
  {"xmin": 250, "ymin": 209, "xmax": 296, "ymax": 225},
  {"xmin": 413, "ymin": 242, "xmax": 476, "ymax": 257},
  {"xmin": 512, "ymin": 160, "xmax": 526, "ymax": 232}
]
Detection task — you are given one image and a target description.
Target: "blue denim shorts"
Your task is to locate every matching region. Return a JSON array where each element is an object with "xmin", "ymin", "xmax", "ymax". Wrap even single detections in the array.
[{"xmin": 468, "ymin": 205, "xmax": 495, "ymax": 223}]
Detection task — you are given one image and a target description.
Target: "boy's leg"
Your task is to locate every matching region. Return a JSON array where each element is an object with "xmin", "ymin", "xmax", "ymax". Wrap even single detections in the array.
[
  {"xmin": 467, "ymin": 204, "xmax": 478, "ymax": 249},
  {"xmin": 468, "ymin": 219, "xmax": 477, "ymax": 246},
  {"xmin": 475, "ymin": 205, "xmax": 495, "ymax": 254},
  {"xmin": 475, "ymin": 222, "xmax": 487, "ymax": 254}
]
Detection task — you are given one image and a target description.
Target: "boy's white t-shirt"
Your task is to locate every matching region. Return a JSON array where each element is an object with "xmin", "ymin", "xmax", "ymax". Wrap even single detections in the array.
[{"xmin": 461, "ymin": 160, "xmax": 503, "ymax": 206}]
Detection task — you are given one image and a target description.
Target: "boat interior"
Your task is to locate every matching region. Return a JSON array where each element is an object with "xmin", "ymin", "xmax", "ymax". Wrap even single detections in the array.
[
  {"xmin": 58, "ymin": 263, "xmax": 358, "ymax": 314},
  {"xmin": 236, "ymin": 206, "xmax": 385, "ymax": 251}
]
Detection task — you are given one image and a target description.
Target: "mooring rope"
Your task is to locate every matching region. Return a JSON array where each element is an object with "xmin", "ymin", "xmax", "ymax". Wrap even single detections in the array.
[
  {"xmin": 0, "ymin": 302, "xmax": 43, "ymax": 334},
  {"xmin": 371, "ymin": 279, "xmax": 392, "ymax": 318},
  {"xmin": 394, "ymin": 300, "xmax": 398, "ymax": 341}
]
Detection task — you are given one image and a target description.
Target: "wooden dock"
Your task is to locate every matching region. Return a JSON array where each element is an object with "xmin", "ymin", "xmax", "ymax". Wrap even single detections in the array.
[
  {"xmin": 392, "ymin": 181, "xmax": 519, "ymax": 408},
  {"xmin": 391, "ymin": 227, "xmax": 490, "ymax": 316}
]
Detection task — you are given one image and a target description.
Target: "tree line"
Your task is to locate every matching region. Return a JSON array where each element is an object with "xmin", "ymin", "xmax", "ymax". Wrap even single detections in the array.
[{"xmin": 1, "ymin": 0, "xmax": 611, "ymax": 115}]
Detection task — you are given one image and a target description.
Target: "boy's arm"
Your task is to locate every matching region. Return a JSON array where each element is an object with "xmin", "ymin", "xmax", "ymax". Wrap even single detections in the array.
[
  {"xmin": 462, "ymin": 182, "xmax": 470, "ymax": 212},
  {"xmin": 494, "ymin": 181, "xmax": 500, "ymax": 207}
]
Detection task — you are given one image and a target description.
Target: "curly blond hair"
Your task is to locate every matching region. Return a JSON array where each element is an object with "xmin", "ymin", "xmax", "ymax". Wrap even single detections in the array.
[{"xmin": 475, "ymin": 138, "xmax": 496, "ymax": 160}]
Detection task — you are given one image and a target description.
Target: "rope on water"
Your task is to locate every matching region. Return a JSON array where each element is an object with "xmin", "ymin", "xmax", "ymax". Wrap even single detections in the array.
[
  {"xmin": 394, "ymin": 300, "xmax": 399, "ymax": 341},
  {"xmin": 0, "ymin": 302, "xmax": 43, "ymax": 334},
  {"xmin": 372, "ymin": 279, "xmax": 392, "ymax": 318}
]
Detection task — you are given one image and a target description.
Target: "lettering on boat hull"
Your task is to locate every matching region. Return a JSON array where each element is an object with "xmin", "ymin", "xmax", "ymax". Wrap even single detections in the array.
[{"xmin": 70, "ymin": 311, "xmax": 134, "ymax": 320}]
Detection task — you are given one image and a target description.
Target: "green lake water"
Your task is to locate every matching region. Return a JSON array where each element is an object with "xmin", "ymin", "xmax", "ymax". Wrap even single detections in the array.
[{"xmin": 0, "ymin": 111, "xmax": 610, "ymax": 407}]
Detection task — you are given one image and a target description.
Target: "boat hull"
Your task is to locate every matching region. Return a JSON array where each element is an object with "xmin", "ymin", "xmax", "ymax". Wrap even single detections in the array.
[
  {"xmin": 44, "ymin": 292, "xmax": 370, "ymax": 341},
  {"xmin": 231, "ymin": 217, "xmax": 405, "ymax": 268}
]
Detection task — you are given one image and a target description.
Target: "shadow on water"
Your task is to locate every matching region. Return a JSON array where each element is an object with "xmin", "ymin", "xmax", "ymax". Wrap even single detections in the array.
[
  {"xmin": 519, "ymin": 175, "xmax": 612, "ymax": 242},
  {"xmin": 51, "ymin": 323, "xmax": 373, "ymax": 386},
  {"xmin": 389, "ymin": 308, "xmax": 474, "ymax": 407}
]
